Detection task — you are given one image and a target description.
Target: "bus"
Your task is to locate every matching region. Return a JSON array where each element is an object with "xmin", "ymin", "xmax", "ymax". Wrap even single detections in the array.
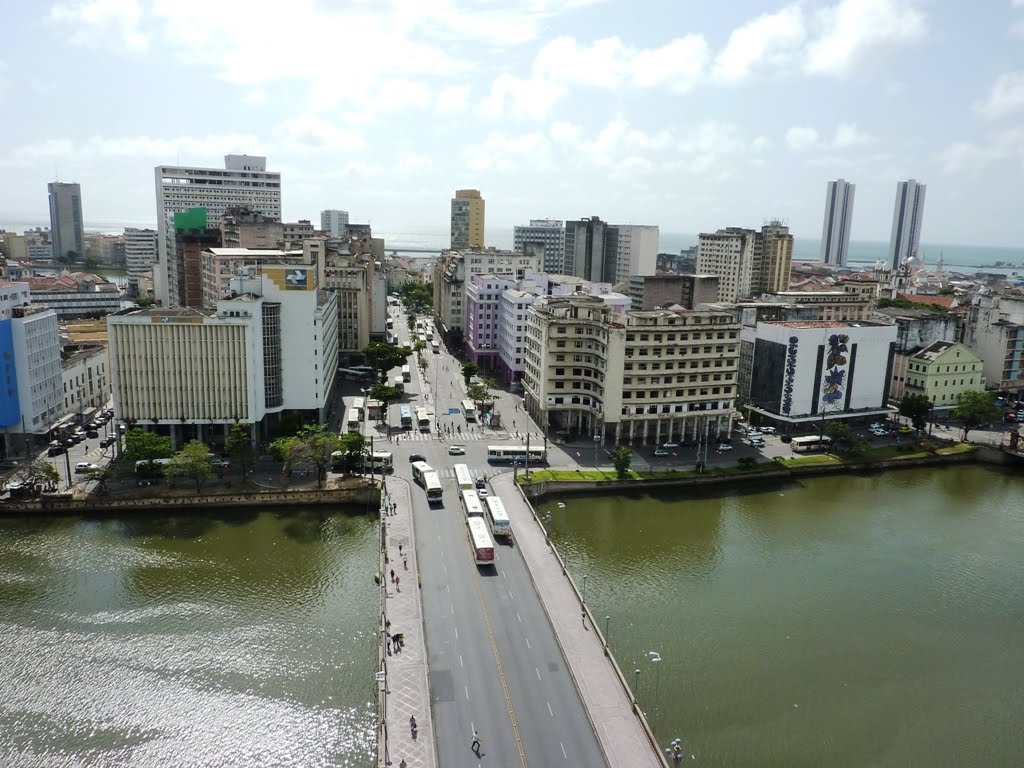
[
  {"xmin": 399, "ymin": 405, "xmax": 413, "ymax": 429},
  {"xmin": 393, "ymin": 376, "xmax": 405, "ymax": 393},
  {"xmin": 487, "ymin": 445, "xmax": 547, "ymax": 464},
  {"xmin": 461, "ymin": 489, "xmax": 484, "ymax": 518},
  {"xmin": 791, "ymin": 435, "xmax": 833, "ymax": 452},
  {"xmin": 423, "ymin": 471, "xmax": 443, "ymax": 504},
  {"xmin": 416, "ymin": 407, "xmax": 430, "ymax": 431},
  {"xmin": 485, "ymin": 495, "xmax": 511, "ymax": 539},
  {"xmin": 461, "ymin": 399, "xmax": 477, "ymax": 422},
  {"xmin": 402, "ymin": 365, "xmax": 411, "ymax": 382},
  {"xmin": 431, "ymin": 340, "xmax": 440, "ymax": 354},
  {"xmin": 363, "ymin": 451, "xmax": 393, "ymax": 473},
  {"xmin": 411, "ymin": 460, "xmax": 433, "ymax": 486},
  {"xmin": 351, "ymin": 397, "xmax": 365, "ymax": 419},
  {"xmin": 467, "ymin": 517, "xmax": 495, "ymax": 565},
  {"xmin": 454, "ymin": 463, "xmax": 474, "ymax": 490},
  {"xmin": 346, "ymin": 408, "xmax": 361, "ymax": 433}
]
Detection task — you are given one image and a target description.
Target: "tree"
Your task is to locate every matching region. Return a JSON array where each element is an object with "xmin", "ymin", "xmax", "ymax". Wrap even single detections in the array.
[
  {"xmin": 612, "ymin": 446, "xmax": 632, "ymax": 478},
  {"xmin": 14, "ymin": 460, "xmax": 60, "ymax": 493},
  {"xmin": 226, "ymin": 422, "xmax": 256, "ymax": 478},
  {"xmin": 165, "ymin": 440, "xmax": 215, "ymax": 493},
  {"xmin": 406, "ymin": 314, "xmax": 417, "ymax": 332},
  {"xmin": 398, "ymin": 282, "xmax": 433, "ymax": 313},
  {"xmin": 123, "ymin": 428, "xmax": 174, "ymax": 466},
  {"xmin": 362, "ymin": 342, "xmax": 412, "ymax": 384},
  {"xmin": 951, "ymin": 390, "xmax": 1002, "ymax": 441},
  {"xmin": 462, "ymin": 362, "xmax": 479, "ymax": 387},
  {"xmin": 296, "ymin": 424, "xmax": 344, "ymax": 488},
  {"xmin": 467, "ymin": 383, "xmax": 490, "ymax": 405},
  {"xmin": 899, "ymin": 393, "xmax": 933, "ymax": 431},
  {"xmin": 371, "ymin": 384, "xmax": 403, "ymax": 421},
  {"xmin": 335, "ymin": 431, "xmax": 367, "ymax": 475},
  {"xmin": 82, "ymin": 464, "xmax": 114, "ymax": 493},
  {"xmin": 83, "ymin": 255, "xmax": 100, "ymax": 270},
  {"xmin": 269, "ymin": 434, "xmax": 305, "ymax": 476},
  {"xmin": 823, "ymin": 421, "xmax": 853, "ymax": 446}
]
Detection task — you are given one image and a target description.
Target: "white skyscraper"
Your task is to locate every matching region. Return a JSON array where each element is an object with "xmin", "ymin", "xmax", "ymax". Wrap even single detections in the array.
[
  {"xmin": 888, "ymin": 179, "xmax": 926, "ymax": 270},
  {"xmin": 819, "ymin": 179, "xmax": 855, "ymax": 266},
  {"xmin": 153, "ymin": 155, "xmax": 281, "ymax": 305},
  {"xmin": 321, "ymin": 209, "xmax": 349, "ymax": 236}
]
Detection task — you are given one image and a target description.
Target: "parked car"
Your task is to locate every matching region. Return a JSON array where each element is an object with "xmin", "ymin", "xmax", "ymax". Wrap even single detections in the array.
[
  {"xmin": 653, "ymin": 448, "xmax": 670, "ymax": 456},
  {"xmin": 780, "ymin": 434, "xmax": 792, "ymax": 443},
  {"xmin": 746, "ymin": 429, "xmax": 763, "ymax": 438},
  {"xmin": 716, "ymin": 443, "xmax": 733, "ymax": 451},
  {"xmin": 759, "ymin": 426, "xmax": 776, "ymax": 435},
  {"xmin": 48, "ymin": 441, "xmax": 65, "ymax": 457},
  {"xmin": 99, "ymin": 436, "xmax": 115, "ymax": 448},
  {"xmin": 749, "ymin": 438, "xmax": 766, "ymax": 447},
  {"xmin": 408, "ymin": 453, "xmax": 425, "ymax": 463},
  {"xmin": 448, "ymin": 445, "xmax": 466, "ymax": 455},
  {"xmin": 897, "ymin": 426, "xmax": 914, "ymax": 434},
  {"xmin": 661, "ymin": 442, "xmax": 679, "ymax": 449},
  {"xmin": 74, "ymin": 462, "xmax": 100, "ymax": 473},
  {"xmin": 85, "ymin": 430, "xmax": 99, "ymax": 439}
]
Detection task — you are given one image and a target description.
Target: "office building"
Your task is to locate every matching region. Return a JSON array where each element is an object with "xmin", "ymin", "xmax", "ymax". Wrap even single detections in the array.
[
  {"xmin": 628, "ymin": 274, "xmax": 719, "ymax": 311},
  {"xmin": 611, "ymin": 224, "xmax": 659, "ymax": 283},
  {"xmin": 154, "ymin": 155, "xmax": 281, "ymax": 305},
  {"xmin": 451, "ymin": 189, "xmax": 485, "ymax": 249},
  {"xmin": 321, "ymin": 209, "xmax": 349, "ymax": 237},
  {"xmin": 820, "ymin": 179, "xmax": 855, "ymax": 266},
  {"xmin": 697, "ymin": 228, "xmax": 755, "ymax": 303},
  {"xmin": 123, "ymin": 227, "xmax": 158, "ymax": 294},
  {"xmin": 888, "ymin": 179, "xmax": 926, "ymax": 270},
  {"xmin": 513, "ymin": 220, "xmax": 564, "ymax": 272},
  {"xmin": 48, "ymin": 182, "xmax": 85, "ymax": 262},
  {"xmin": 200, "ymin": 247, "xmax": 303, "ymax": 309},
  {"xmin": 563, "ymin": 217, "xmax": 612, "ymax": 282},
  {"xmin": 753, "ymin": 221, "xmax": 793, "ymax": 294},
  {"xmin": 466, "ymin": 274, "xmax": 519, "ymax": 373}
]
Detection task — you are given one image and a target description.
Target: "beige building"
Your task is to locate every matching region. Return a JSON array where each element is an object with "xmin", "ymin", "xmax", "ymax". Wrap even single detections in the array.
[
  {"xmin": 199, "ymin": 247, "xmax": 303, "ymax": 308},
  {"xmin": 698, "ymin": 222, "xmax": 793, "ymax": 302},
  {"xmin": 904, "ymin": 341, "xmax": 984, "ymax": 411},
  {"xmin": 61, "ymin": 345, "xmax": 109, "ymax": 419},
  {"xmin": 628, "ymin": 274, "xmax": 719, "ymax": 311},
  {"xmin": 523, "ymin": 294, "xmax": 740, "ymax": 446},
  {"xmin": 753, "ymin": 220, "xmax": 793, "ymax": 294},
  {"xmin": 762, "ymin": 290, "xmax": 872, "ymax": 322},
  {"xmin": 451, "ymin": 189, "xmax": 485, "ymax": 249}
]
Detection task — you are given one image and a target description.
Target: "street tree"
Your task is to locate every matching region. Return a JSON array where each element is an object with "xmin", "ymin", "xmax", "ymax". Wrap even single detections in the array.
[
  {"xmin": 225, "ymin": 423, "xmax": 257, "ymax": 479},
  {"xmin": 15, "ymin": 459, "xmax": 60, "ymax": 493},
  {"xmin": 296, "ymin": 424, "xmax": 343, "ymax": 488},
  {"xmin": 165, "ymin": 440, "xmax": 216, "ymax": 493},
  {"xmin": 951, "ymin": 390, "xmax": 1002, "ymax": 441},
  {"xmin": 467, "ymin": 383, "xmax": 490, "ymax": 406},
  {"xmin": 371, "ymin": 384, "xmax": 403, "ymax": 422},
  {"xmin": 269, "ymin": 434, "xmax": 306, "ymax": 478},
  {"xmin": 362, "ymin": 342, "xmax": 412, "ymax": 384},
  {"xmin": 406, "ymin": 313, "xmax": 417, "ymax": 332},
  {"xmin": 461, "ymin": 362, "xmax": 479, "ymax": 387},
  {"xmin": 335, "ymin": 431, "xmax": 366, "ymax": 474},
  {"xmin": 899, "ymin": 393, "xmax": 933, "ymax": 431},
  {"xmin": 123, "ymin": 428, "xmax": 174, "ymax": 465},
  {"xmin": 82, "ymin": 464, "xmax": 115, "ymax": 493},
  {"xmin": 612, "ymin": 446, "xmax": 632, "ymax": 478},
  {"xmin": 823, "ymin": 420, "xmax": 853, "ymax": 446}
]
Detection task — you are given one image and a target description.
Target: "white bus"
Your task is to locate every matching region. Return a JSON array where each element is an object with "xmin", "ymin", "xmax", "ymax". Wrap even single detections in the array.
[
  {"xmin": 791, "ymin": 435, "xmax": 833, "ymax": 452},
  {"xmin": 485, "ymin": 495, "xmax": 511, "ymax": 539},
  {"xmin": 399, "ymin": 405, "xmax": 413, "ymax": 429},
  {"xmin": 431, "ymin": 340, "xmax": 440, "ymax": 354},
  {"xmin": 454, "ymin": 463, "xmax": 474, "ymax": 490},
  {"xmin": 393, "ymin": 376, "xmax": 405, "ymax": 393},
  {"xmin": 345, "ymin": 408, "xmax": 361, "ymax": 433},
  {"xmin": 351, "ymin": 397, "xmax": 365, "ymax": 419},
  {"xmin": 423, "ymin": 471, "xmax": 443, "ymax": 504},
  {"xmin": 416, "ymin": 407, "xmax": 430, "ymax": 431},
  {"xmin": 401, "ymin": 364, "xmax": 411, "ymax": 383},
  {"xmin": 461, "ymin": 399, "xmax": 477, "ymax": 422},
  {"xmin": 461, "ymin": 489, "xmax": 484, "ymax": 518},
  {"xmin": 411, "ymin": 461, "xmax": 433, "ymax": 486},
  {"xmin": 486, "ymin": 445, "xmax": 547, "ymax": 464},
  {"xmin": 363, "ymin": 451, "xmax": 393, "ymax": 473},
  {"xmin": 467, "ymin": 517, "xmax": 495, "ymax": 565}
]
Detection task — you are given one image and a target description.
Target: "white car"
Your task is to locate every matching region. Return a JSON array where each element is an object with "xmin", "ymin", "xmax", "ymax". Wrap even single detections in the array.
[
  {"xmin": 661, "ymin": 442, "xmax": 680, "ymax": 449},
  {"xmin": 716, "ymin": 443, "xmax": 733, "ymax": 451},
  {"xmin": 653, "ymin": 448, "xmax": 670, "ymax": 456},
  {"xmin": 74, "ymin": 462, "xmax": 101, "ymax": 473},
  {"xmin": 746, "ymin": 429, "xmax": 763, "ymax": 438},
  {"xmin": 749, "ymin": 438, "xmax": 766, "ymax": 447},
  {"xmin": 477, "ymin": 488, "xmax": 489, "ymax": 498},
  {"xmin": 760, "ymin": 426, "xmax": 776, "ymax": 435},
  {"xmin": 448, "ymin": 445, "xmax": 466, "ymax": 455}
]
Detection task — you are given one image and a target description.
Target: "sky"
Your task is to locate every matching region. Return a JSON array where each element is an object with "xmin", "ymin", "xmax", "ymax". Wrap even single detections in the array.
[{"xmin": 1, "ymin": 0, "xmax": 1023, "ymax": 246}]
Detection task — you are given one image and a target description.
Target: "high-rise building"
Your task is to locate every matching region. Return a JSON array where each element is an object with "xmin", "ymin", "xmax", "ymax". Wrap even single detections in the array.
[
  {"xmin": 513, "ymin": 219, "xmax": 564, "ymax": 272},
  {"xmin": 154, "ymin": 155, "xmax": 281, "ymax": 305},
  {"xmin": 888, "ymin": 179, "xmax": 926, "ymax": 270},
  {"xmin": 697, "ymin": 228, "xmax": 755, "ymax": 303},
  {"xmin": 450, "ymin": 189, "xmax": 485, "ymax": 249},
  {"xmin": 321, "ymin": 209, "xmax": 349, "ymax": 237},
  {"xmin": 819, "ymin": 179, "xmax": 855, "ymax": 266},
  {"xmin": 611, "ymin": 224, "xmax": 659, "ymax": 283},
  {"xmin": 563, "ymin": 217, "xmax": 613, "ymax": 282},
  {"xmin": 47, "ymin": 182, "xmax": 85, "ymax": 263},
  {"xmin": 123, "ymin": 227, "xmax": 158, "ymax": 294},
  {"xmin": 753, "ymin": 220, "xmax": 793, "ymax": 294}
]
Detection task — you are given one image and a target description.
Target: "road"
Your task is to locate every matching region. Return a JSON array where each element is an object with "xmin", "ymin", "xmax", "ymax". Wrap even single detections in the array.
[{"xmin": 360, "ymin": 304, "xmax": 607, "ymax": 766}]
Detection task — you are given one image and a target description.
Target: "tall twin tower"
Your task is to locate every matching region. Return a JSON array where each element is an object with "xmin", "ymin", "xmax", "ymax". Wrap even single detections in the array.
[{"xmin": 819, "ymin": 178, "xmax": 926, "ymax": 270}]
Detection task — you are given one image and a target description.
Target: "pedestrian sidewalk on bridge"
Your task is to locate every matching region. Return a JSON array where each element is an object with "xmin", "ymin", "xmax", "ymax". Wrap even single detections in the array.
[
  {"xmin": 491, "ymin": 472, "xmax": 663, "ymax": 768},
  {"xmin": 380, "ymin": 478, "xmax": 436, "ymax": 768}
]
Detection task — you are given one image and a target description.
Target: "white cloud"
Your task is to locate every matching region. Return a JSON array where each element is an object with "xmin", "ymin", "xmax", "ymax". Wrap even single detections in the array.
[
  {"xmin": 805, "ymin": 0, "xmax": 926, "ymax": 76},
  {"xmin": 975, "ymin": 71, "xmax": 1024, "ymax": 119},
  {"xmin": 832, "ymin": 121, "xmax": 873, "ymax": 147},
  {"xmin": 49, "ymin": 0, "xmax": 147, "ymax": 51},
  {"xmin": 435, "ymin": 85, "xmax": 470, "ymax": 113},
  {"xmin": 242, "ymin": 89, "xmax": 267, "ymax": 105},
  {"xmin": 786, "ymin": 126, "xmax": 821, "ymax": 151},
  {"xmin": 938, "ymin": 129, "xmax": 1024, "ymax": 174},
  {"xmin": 398, "ymin": 154, "xmax": 432, "ymax": 173},
  {"xmin": 712, "ymin": 5, "xmax": 805, "ymax": 84},
  {"xmin": 533, "ymin": 35, "xmax": 630, "ymax": 87},
  {"xmin": 548, "ymin": 121, "xmax": 583, "ymax": 145},
  {"xmin": 581, "ymin": 115, "xmax": 673, "ymax": 163},
  {"xmin": 785, "ymin": 122, "xmax": 872, "ymax": 151},
  {"xmin": 6, "ymin": 133, "xmax": 265, "ymax": 164},
  {"xmin": 464, "ymin": 131, "xmax": 551, "ymax": 171},
  {"xmin": 278, "ymin": 115, "xmax": 363, "ymax": 151},
  {"xmin": 479, "ymin": 73, "xmax": 564, "ymax": 120},
  {"xmin": 629, "ymin": 36, "xmax": 709, "ymax": 92}
]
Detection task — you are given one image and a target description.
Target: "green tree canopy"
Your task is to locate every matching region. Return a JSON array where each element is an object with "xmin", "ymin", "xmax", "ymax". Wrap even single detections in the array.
[
  {"xmin": 371, "ymin": 384, "xmax": 403, "ymax": 421},
  {"xmin": 823, "ymin": 421, "xmax": 853, "ymax": 445},
  {"xmin": 612, "ymin": 446, "xmax": 632, "ymax": 478},
  {"xmin": 951, "ymin": 390, "xmax": 1002, "ymax": 441},
  {"xmin": 467, "ymin": 383, "xmax": 490, "ymax": 405},
  {"xmin": 461, "ymin": 362, "xmax": 479, "ymax": 387},
  {"xmin": 296, "ymin": 424, "xmax": 344, "ymax": 488},
  {"xmin": 13, "ymin": 459, "xmax": 60, "ymax": 492},
  {"xmin": 398, "ymin": 282, "xmax": 433, "ymax": 313},
  {"xmin": 123, "ymin": 428, "xmax": 174, "ymax": 466},
  {"xmin": 335, "ymin": 431, "xmax": 367, "ymax": 474},
  {"xmin": 362, "ymin": 342, "xmax": 412, "ymax": 384},
  {"xmin": 225, "ymin": 422, "xmax": 256, "ymax": 478},
  {"xmin": 165, "ymin": 440, "xmax": 215, "ymax": 493},
  {"xmin": 899, "ymin": 393, "xmax": 933, "ymax": 431}
]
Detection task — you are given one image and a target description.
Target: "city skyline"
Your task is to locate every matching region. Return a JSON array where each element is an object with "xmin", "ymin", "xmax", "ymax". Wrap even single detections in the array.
[{"xmin": 1, "ymin": 2, "xmax": 1022, "ymax": 245}]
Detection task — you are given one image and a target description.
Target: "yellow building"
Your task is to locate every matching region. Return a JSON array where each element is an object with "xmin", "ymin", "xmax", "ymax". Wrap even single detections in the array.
[
  {"xmin": 451, "ymin": 189, "xmax": 485, "ymax": 249},
  {"xmin": 904, "ymin": 341, "xmax": 985, "ymax": 411}
]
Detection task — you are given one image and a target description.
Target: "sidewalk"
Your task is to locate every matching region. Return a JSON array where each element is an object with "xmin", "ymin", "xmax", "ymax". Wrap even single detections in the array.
[
  {"xmin": 379, "ymin": 478, "xmax": 436, "ymax": 768},
  {"xmin": 491, "ymin": 471, "xmax": 663, "ymax": 768}
]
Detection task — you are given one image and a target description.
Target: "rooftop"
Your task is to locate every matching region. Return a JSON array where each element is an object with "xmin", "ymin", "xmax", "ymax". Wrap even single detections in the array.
[
  {"xmin": 911, "ymin": 340, "xmax": 959, "ymax": 361},
  {"xmin": 771, "ymin": 320, "xmax": 883, "ymax": 329}
]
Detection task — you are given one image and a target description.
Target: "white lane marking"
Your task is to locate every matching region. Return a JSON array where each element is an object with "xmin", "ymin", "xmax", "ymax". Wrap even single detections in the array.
[
  {"xmin": 524, "ymin": 637, "xmax": 531, "ymax": 649},
  {"xmin": 450, "ymin": 601, "xmax": 455, "ymax": 615},
  {"xmin": 454, "ymin": 626, "xmax": 459, "ymax": 639},
  {"xmin": 459, "ymin": 655, "xmax": 464, "ymax": 668},
  {"xmin": 442, "ymin": 564, "xmax": 447, "ymax": 576},
  {"xmin": 516, "ymin": 612, "xmax": 522, "ymax": 623},
  {"xmin": 547, "ymin": 701, "xmax": 554, "ymax": 717},
  {"xmin": 465, "ymin": 685, "xmax": 470, "ymax": 700},
  {"xmin": 535, "ymin": 667, "xmax": 541, "ymax": 681},
  {"xmin": 561, "ymin": 742, "xmax": 567, "ymax": 759},
  {"xmin": 502, "ymin": 570, "xmax": 507, "ymax": 579},
  {"xmin": 509, "ymin": 589, "xmax": 515, "ymax": 600}
]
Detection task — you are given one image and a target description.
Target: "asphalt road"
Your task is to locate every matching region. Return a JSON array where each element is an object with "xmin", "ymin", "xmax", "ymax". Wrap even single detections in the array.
[{"xmin": 368, "ymin": 305, "xmax": 607, "ymax": 767}]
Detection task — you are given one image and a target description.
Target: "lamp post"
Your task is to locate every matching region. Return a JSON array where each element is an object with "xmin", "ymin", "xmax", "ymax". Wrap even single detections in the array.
[
  {"xmin": 633, "ymin": 667, "xmax": 641, "ymax": 704},
  {"xmin": 604, "ymin": 615, "xmax": 610, "ymax": 646},
  {"xmin": 581, "ymin": 574, "xmax": 588, "ymax": 605},
  {"xmin": 648, "ymin": 650, "xmax": 662, "ymax": 736}
]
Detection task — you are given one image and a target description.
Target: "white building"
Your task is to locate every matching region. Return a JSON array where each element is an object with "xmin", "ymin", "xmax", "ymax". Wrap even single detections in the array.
[
  {"xmin": 154, "ymin": 155, "xmax": 282, "ymax": 305},
  {"xmin": 497, "ymin": 288, "xmax": 538, "ymax": 386},
  {"xmin": 888, "ymin": 179, "xmax": 926, "ymax": 270},
  {"xmin": 513, "ymin": 220, "xmax": 564, "ymax": 273},
  {"xmin": 820, "ymin": 179, "xmax": 855, "ymax": 267},
  {"xmin": 321, "ymin": 209, "xmax": 349, "ymax": 236},
  {"xmin": 123, "ymin": 227, "xmax": 158, "ymax": 294},
  {"xmin": 697, "ymin": 228, "xmax": 755, "ymax": 303},
  {"xmin": 433, "ymin": 249, "xmax": 538, "ymax": 341},
  {"xmin": 61, "ymin": 346, "xmax": 109, "ymax": 420},
  {"xmin": 108, "ymin": 265, "xmax": 337, "ymax": 444},
  {"xmin": 612, "ymin": 224, "xmax": 659, "ymax": 283},
  {"xmin": 744, "ymin": 320, "xmax": 898, "ymax": 428}
]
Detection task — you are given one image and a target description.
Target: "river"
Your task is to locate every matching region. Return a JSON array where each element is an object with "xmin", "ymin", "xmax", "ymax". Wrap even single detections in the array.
[
  {"xmin": 0, "ymin": 508, "xmax": 378, "ymax": 767},
  {"xmin": 545, "ymin": 465, "xmax": 1024, "ymax": 767}
]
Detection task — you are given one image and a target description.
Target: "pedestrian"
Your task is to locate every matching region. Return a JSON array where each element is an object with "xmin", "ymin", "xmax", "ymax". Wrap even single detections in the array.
[
  {"xmin": 395, "ymin": 575, "xmax": 401, "ymax": 592},
  {"xmin": 398, "ymin": 543, "xmax": 403, "ymax": 556},
  {"xmin": 582, "ymin": 610, "xmax": 588, "ymax": 628},
  {"xmin": 471, "ymin": 731, "xmax": 481, "ymax": 754},
  {"xmin": 403, "ymin": 554, "xmax": 408, "ymax": 570},
  {"xmin": 386, "ymin": 634, "xmax": 392, "ymax": 654},
  {"xmin": 400, "ymin": 759, "xmax": 407, "ymax": 768},
  {"xmin": 390, "ymin": 568, "xmax": 395, "ymax": 583}
]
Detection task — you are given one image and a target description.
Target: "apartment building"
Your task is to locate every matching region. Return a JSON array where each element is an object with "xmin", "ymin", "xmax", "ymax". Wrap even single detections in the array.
[
  {"xmin": 513, "ymin": 220, "xmax": 564, "ymax": 272},
  {"xmin": 451, "ymin": 189, "xmax": 485, "ymax": 249},
  {"xmin": 123, "ymin": 227, "xmax": 158, "ymax": 294},
  {"xmin": 321, "ymin": 209, "xmax": 349, "ymax": 237},
  {"xmin": 466, "ymin": 274, "xmax": 518, "ymax": 373},
  {"xmin": 820, "ymin": 179, "xmax": 855, "ymax": 266},
  {"xmin": 48, "ymin": 182, "xmax": 85, "ymax": 262},
  {"xmin": 61, "ymin": 345, "xmax": 109, "ymax": 420},
  {"xmin": 697, "ymin": 228, "xmax": 755, "ymax": 302},
  {"xmin": 433, "ymin": 249, "xmax": 538, "ymax": 341},
  {"xmin": 199, "ymin": 247, "xmax": 302, "ymax": 308},
  {"xmin": 628, "ymin": 274, "xmax": 719, "ymax": 311}
]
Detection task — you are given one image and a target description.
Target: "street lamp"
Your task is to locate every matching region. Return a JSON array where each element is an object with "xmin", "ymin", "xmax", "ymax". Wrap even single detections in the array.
[
  {"xmin": 581, "ymin": 574, "xmax": 588, "ymax": 605},
  {"xmin": 604, "ymin": 615, "xmax": 610, "ymax": 646},
  {"xmin": 647, "ymin": 650, "xmax": 662, "ymax": 736},
  {"xmin": 633, "ymin": 668, "xmax": 641, "ymax": 704}
]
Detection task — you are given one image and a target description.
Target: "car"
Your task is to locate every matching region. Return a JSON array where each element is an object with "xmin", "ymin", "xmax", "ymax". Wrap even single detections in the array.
[
  {"xmin": 447, "ymin": 445, "xmax": 466, "ymax": 455},
  {"xmin": 475, "ymin": 478, "xmax": 486, "ymax": 489},
  {"xmin": 749, "ymin": 438, "xmax": 766, "ymax": 446},
  {"xmin": 85, "ymin": 430, "xmax": 99, "ymax": 439},
  {"xmin": 716, "ymin": 443, "xmax": 733, "ymax": 451},
  {"xmin": 746, "ymin": 429, "xmax": 763, "ymax": 438},
  {"xmin": 87, "ymin": 421, "xmax": 100, "ymax": 430},
  {"xmin": 897, "ymin": 426, "xmax": 914, "ymax": 434},
  {"xmin": 477, "ymin": 488, "xmax": 489, "ymax": 498},
  {"xmin": 408, "ymin": 453, "xmax": 425, "ymax": 463},
  {"xmin": 760, "ymin": 426, "xmax": 777, "ymax": 435},
  {"xmin": 99, "ymin": 436, "xmax": 115, "ymax": 448},
  {"xmin": 63, "ymin": 438, "xmax": 76, "ymax": 448},
  {"xmin": 661, "ymin": 442, "xmax": 679, "ymax": 449},
  {"xmin": 780, "ymin": 434, "xmax": 792, "ymax": 443},
  {"xmin": 653, "ymin": 448, "xmax": 670, "ymax": 456},
  {"xmin": 74, "ymin": 462, "xmax": 100, "ymax": 473}
]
